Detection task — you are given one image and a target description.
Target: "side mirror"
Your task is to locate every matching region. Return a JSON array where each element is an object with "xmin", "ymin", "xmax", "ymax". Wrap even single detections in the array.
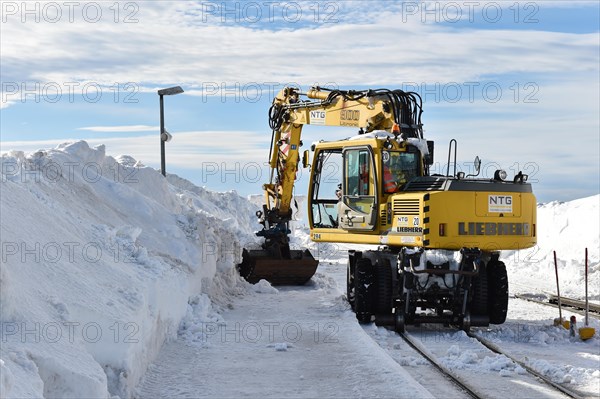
[
  {"xmin": 425, "ymin": 140, "xmax": 434, "ymax": 165},
  {"xmin": 302, "ymin": 150, "xmax": 310, "ymax": 168},
  {"xmin": 466, "ymin": 156, "xmax": 482, "ymax": 178},
  {"xmin": 474, "ymin": 156, "xmax": 481, "ymax": 175}
]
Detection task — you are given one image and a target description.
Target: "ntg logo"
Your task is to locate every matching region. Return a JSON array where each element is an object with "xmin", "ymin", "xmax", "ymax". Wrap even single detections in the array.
[
  {"xmin": 489, "ymin": 195, "xmax": 512, "ymax": 205},
  {"xmin": 489, "ymin": 195, "xmax": 512, "ymax": 213}
]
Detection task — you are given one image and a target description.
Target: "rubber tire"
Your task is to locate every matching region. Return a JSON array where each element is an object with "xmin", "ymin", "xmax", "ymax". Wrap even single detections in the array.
[
  {"xmin": 346, "ymin": 260, "xmax": 355, "ymax": 311},
  {"xmin": 488, "ymin": 261, "xmax": 509, "ymax": 324},
  {"xmin": 470, "ymin": 261, "xmax": 489, "ymax": 316},
  {"xmin": 354, "ymin": 258, "xmax": 374, "ymax": 323},
  {"xmin": 375, "ymin": 262, "xmax": 393, "ymax": 315}
]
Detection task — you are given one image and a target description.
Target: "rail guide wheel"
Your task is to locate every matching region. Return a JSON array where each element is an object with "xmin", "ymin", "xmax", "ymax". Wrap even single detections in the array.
[
  {"xmin": 394, "ymin": 309, "xmax": 405, "ymax": 333},
  {"xmin": 462, "ymin": 311, "xmax": 471, "ymax": 332}
]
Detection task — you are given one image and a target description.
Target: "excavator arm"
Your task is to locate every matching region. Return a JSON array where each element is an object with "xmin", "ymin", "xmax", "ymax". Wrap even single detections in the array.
[{"xmin": 238, "ymin": 86, "xmax": 423, "ymax": 285}]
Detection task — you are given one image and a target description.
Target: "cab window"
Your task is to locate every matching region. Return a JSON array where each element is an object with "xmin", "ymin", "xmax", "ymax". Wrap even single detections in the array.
[
  {"xmin": 343, "ymin": 148, "xmax": 376, "ymax": 216},
  {"xmin": 382, "ymin": 150, "xmax": 420, "ymax": 193},
  {"xmin": 346, "ymin": 149, "xmax": 372, "ymax": 196},
  {"xmin": 310, "ymin": 149, "xmax": 342, "ymax": 228}
]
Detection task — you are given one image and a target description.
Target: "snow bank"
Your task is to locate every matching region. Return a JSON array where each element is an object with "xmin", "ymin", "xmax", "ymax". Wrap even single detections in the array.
[
  {"xmin": 0, "ymin": 141, "xmax": 261, "ymax": 397},
  {"xmin": 504, "ymin": 194, "xmax": 599, "ymax": 299}
]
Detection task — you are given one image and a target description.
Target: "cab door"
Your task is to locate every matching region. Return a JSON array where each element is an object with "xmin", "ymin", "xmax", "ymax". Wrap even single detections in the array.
[{"xmin": 339, "ymin": 147, "xmax": 378, "ymax": 230}]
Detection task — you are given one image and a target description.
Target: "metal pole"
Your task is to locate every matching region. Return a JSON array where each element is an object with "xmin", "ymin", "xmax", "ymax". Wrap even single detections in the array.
[
  {"xmin": 159, "ymin": 94, "xmax": 166, "ymax": 176},
  {"xmin": 585, "ymin": 248, "xmax": 589, "ymax": 327},
  {"xmin": 553, "ymin": 250, "xmax": 563, "ymax": 323}
]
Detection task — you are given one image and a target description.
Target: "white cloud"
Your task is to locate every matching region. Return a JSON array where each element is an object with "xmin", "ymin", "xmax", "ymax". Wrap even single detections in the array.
[
  {"xmin": 1, "ymin": 1, "xmax": 597, "ymax": 201},
  {"xmin": 77, "ymin": 125, "xmax": 158, "ymax": 132},
  {"xmin": 1, "ymin": 2, "xmax": 598, "ymax": 89}
]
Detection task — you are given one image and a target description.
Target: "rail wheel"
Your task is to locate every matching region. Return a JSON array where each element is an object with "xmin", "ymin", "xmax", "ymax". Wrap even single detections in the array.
[
  {"xmin": 394, "ymin": 309, "xmax": 405, "ymax": 333},
  {"xmin": 488, "ymin": 261, "xmax": 509, "ymax": 324},
  {"xmin": 461, "ymin": 311, "xmax": 471, "ymax": 332},
  {"xmin": 354, "ymin": 258, "xmax": 374, "ymax": 323}
]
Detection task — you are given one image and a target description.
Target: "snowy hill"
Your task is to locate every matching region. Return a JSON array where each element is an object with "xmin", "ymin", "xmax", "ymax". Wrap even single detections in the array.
[{"xmin": 0, "ymin": 141, "xmax": 598, "ymax": 397}]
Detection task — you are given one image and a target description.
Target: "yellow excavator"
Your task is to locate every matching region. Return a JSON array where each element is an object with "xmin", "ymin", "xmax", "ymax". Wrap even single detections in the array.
[{"xmin": 238, "ymin": 86, "xmax": 536, "ymax": 331}]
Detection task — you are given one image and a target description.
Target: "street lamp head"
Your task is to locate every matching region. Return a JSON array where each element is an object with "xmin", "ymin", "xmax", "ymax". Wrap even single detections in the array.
[{"xmin": 158, "ymin": 86, "xmax": 184, "ymax": 96}]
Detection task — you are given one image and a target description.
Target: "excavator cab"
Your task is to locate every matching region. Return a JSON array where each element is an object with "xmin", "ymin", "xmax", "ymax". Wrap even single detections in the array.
[{"xmin": 308, "ymin": 136, "xmax": 428, "ymax": 240}]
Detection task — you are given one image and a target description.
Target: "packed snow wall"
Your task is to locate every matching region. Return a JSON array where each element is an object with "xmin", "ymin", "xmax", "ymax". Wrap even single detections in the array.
[{"xmin": 0, "ymin": 141, "xmax": 260, "ymax": 398}]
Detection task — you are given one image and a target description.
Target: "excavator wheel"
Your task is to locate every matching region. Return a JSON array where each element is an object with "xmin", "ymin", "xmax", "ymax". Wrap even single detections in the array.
[
  {"xmin": 354, "ymin": 258, "xmax": 374, "ymax": 323},
  {"xmin": 238, "ymin": 248, "xmax": 319, "ymax": 286},
  {"xmin": 488, "ymin": 261, "xmax": 509, "ymax": 324},
  {"xmin": 375, "ymin": 261, "xmax": 394, "ymax": 315},
  {"xmin": 470, "ymin": 261, "xmax": 489, "ymax": 316},
  {"xmin": 346, "ymin": 260, "xmax": 356, "ymax": 311}
]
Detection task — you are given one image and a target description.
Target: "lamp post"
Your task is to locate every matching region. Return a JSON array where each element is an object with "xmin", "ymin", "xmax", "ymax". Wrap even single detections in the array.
[{"xmin": 158, "ymin": 86, "xmax": 184, "ymax": 176}]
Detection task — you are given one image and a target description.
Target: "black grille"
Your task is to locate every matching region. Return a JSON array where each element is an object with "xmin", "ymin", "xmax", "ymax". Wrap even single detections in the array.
[
  {"xmin": 380, "ymin": 207, "xmax": 387, "ymax": 226},
  {"xmin": 404, "ymin": 177, "xmax": 446, "ymax": 192},
  {"xmin": 393, "ymin": 199, "xmax": 420, "ymax": 215}
]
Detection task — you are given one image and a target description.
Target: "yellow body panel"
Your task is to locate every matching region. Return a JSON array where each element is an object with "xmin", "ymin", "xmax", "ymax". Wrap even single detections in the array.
[
  {"xmin": 422, "ymin": 191, "xmax": 536, "ymax": 251},
  {"xmin": 311, "ymin": 189, "xmax": 536, "ymax": 251}
]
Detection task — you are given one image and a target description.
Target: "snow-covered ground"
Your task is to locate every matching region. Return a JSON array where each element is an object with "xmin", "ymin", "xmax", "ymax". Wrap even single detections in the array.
[
  {"xmin": 137, "ymin": 272, "xmax": 434, "ymax": 398},
  {"xmin": 1, "ymin": 141, "xmax": 598, "ymax": 398}
]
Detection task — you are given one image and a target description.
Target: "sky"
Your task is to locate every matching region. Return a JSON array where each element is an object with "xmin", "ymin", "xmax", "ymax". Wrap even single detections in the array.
[{"xmin": 1, "ymin": 0, "xmax": 599, "ymax": 202}]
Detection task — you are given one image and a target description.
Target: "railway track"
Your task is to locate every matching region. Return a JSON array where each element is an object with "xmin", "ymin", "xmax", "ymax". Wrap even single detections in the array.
[
  {"xmin": 514, "ymin": 294, "xmax": 600, "ymax": 318},
  {"xmin": 390, "ymin": 327, "xmax": 584, "ymax": 399},
  {"xmin": 399, "ymin": 331, "xmax": 482, "ymax": 399},
  {"xmin": 466, "ymin": 331, "xmax": 584, "ymax": 399}
]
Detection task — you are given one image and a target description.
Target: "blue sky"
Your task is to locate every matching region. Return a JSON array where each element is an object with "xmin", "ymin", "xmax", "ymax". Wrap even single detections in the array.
[{"xmin": 1, "ymin": 0, "xmax": 599, "ymax": 202}]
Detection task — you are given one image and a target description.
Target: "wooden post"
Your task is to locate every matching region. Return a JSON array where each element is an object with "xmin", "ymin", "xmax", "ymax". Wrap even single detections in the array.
[{"xmin": 585, "ymin": 248, "xmax": 589, "ymax": 327}]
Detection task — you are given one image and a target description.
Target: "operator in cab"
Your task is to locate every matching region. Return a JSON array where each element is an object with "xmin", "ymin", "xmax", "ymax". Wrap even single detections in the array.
[{"xmin": 382, "ymin": 150, "xmax": 418, "ymax": 193}]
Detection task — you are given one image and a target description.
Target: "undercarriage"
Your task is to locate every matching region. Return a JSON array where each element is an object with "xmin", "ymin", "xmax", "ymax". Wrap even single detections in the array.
[{"xmin": 346, "ymin": 247, "xmax": 509, "ymax": 331}]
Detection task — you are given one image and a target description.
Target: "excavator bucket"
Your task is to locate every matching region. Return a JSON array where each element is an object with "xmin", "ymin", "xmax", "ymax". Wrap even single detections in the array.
[{"xmin": 238, "ymin": 248, "xmax": 319, "ymax": 286}]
